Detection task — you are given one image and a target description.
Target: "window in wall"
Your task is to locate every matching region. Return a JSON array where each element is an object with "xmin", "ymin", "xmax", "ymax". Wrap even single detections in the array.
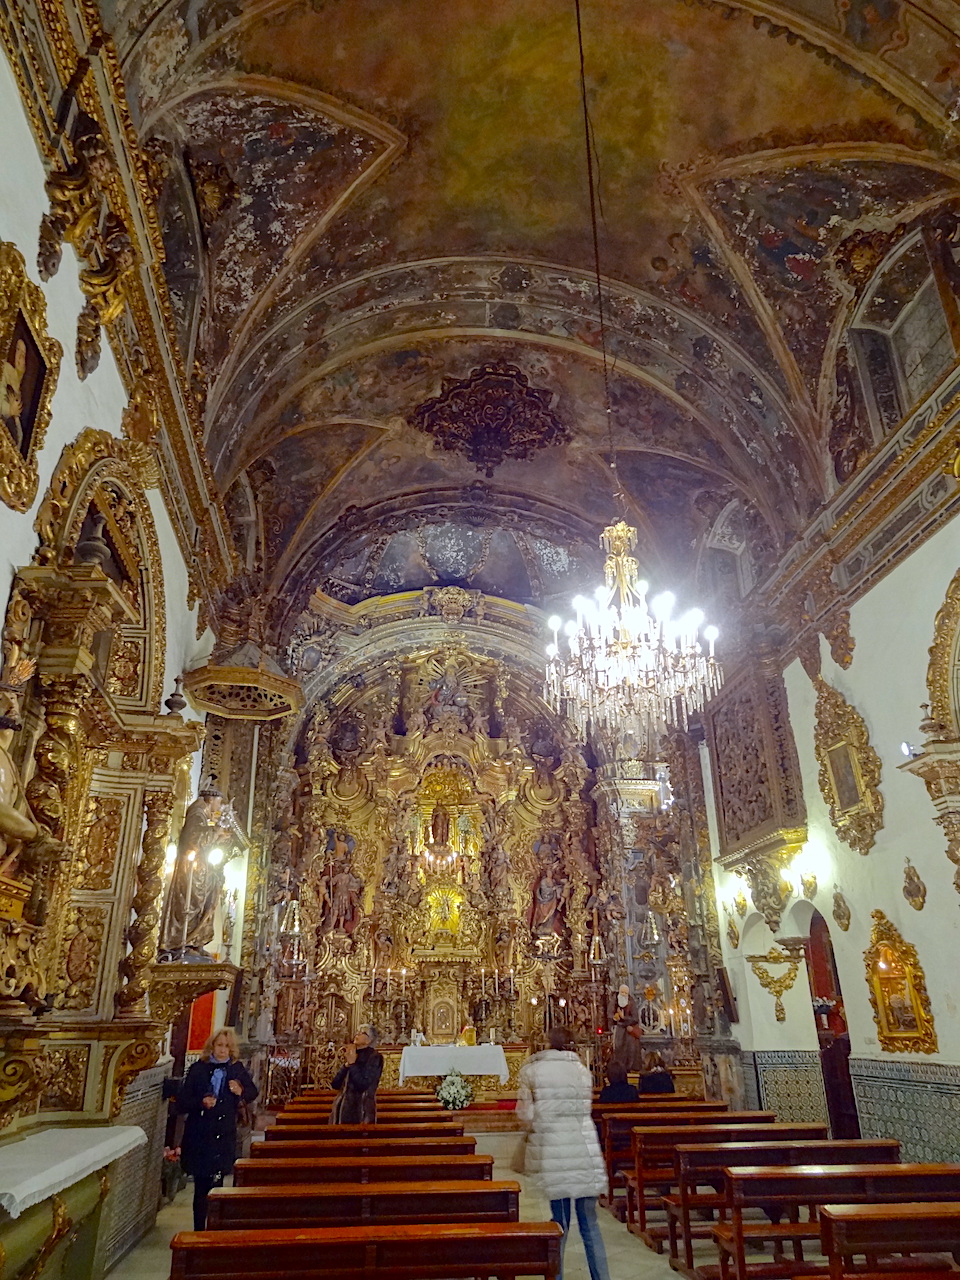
[{"xmin": 852, "ymin": 235, "xmax": 957, "ymax": 435}]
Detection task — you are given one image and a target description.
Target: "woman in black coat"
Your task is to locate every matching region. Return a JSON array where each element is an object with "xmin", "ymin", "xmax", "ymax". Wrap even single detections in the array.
[
  {"xmin": 331, "ymin": 1025, "xmax": 383, "ymax": 1124},
  {"xmin": 178, "ymin": 1027, "xmax": 258, "ymax": 1229}
]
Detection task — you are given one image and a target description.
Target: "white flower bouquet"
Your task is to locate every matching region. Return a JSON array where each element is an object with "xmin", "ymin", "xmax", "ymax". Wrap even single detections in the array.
[{"xmin": 435, "ymin": 1068, "xmax": 473, "ymax": 1110}]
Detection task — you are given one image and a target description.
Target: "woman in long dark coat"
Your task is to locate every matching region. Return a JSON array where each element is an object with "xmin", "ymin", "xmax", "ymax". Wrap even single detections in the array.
[
  {"xmin": 331, "ymin": 1025, "xmax": 383, "ymax": 1124},
  {"xmin": 179, "ymin": 1027, "xmax": 258, "ymax": 1229}
]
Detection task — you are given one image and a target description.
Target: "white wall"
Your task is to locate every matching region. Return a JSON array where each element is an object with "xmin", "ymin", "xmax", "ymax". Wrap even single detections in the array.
[{"xmin": 713, "ymin": 513, "xmax": 960, "ymax": 1063}]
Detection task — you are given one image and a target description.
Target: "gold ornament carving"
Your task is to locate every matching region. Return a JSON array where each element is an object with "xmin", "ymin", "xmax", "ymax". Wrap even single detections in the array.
[
  {"xmin": 60, "ymin": 903, "xmax": 107, "ymax": 1011},
  {"xmin": 0, "ymin": 1029, "xmax": 42, "ymax": 1130},
  {"xmin": 903, "ymin": 859, "xmax": 927, "ymax": 911},
  {"xmin": 0, "ymin": 241, "xmax": 62, "ymax": 512},
  {"xmin": 725, "ymin": 913, "xmax": 740, "ymax": 949},
  {"xmin": 864, "ymin": 910, "xmax": 937, "ymax": 1054},
  {"xmin": 18, "ymin": 1192, "xmax": 75, "ymax": 1280},
  {"xmin": 800, "ymin": 872, "xmax": 818, "ymax": 899},
  {"xmin": 926, "ymin": 564, "xmax": 960, "ymax": 737},
  {"xmin": 116, "ymin": 789, "xmax": 175, "ymax": 1014},
  {"xmin": 832, "ymin": 888, "xmax": 852, "ymax": 931},
  {"xmin": 78, "ymin": 794, "xmax": 123, "ymax": 890},
  {"xmin": 813, "ymin": 676, "xmax": 884, "ymax": 856},
  {"xmin": 745, "ymin": 946, "xmax": 801, "ymax": 1021},
  {"xmin": 110, "ymin": 1038, "xmax": 159, "ymax": 1118},
  {"xmin": 36, "ymin": 1045, "xmax": 88, "ymax": 1111},
  {"xmin": 734, "ymin": 890, "xmax": 748, "ymax": 918},
  {"xmin": 146, "ymin": 959, "xmax": 240, "ymax": 1029}
]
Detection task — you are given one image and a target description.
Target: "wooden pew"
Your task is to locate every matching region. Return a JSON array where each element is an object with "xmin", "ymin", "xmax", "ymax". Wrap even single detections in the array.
[
  {"xmin": 602, "ymin": 1111, "xmax": 776, "ymax": 1205},
  {"xmin": 233, "ymin": 1152, "xmax": 494, "ymax": 1187},
  {"xmin": 206, "ymin": 1179, "xmax": 521, "ymax": 1231},
  {"xmin": 667, "ymin": 1139, "xmax": 900, "ymax": 1271},
  {"xmin": 275, "ymin": 1109, "xmax": 453, "ymax": 1126},
  {"xmin": 712, "ymin": 1164, "xmax": 960, "ymax": 1280},
  {"xmin": 250, "ymin": 1135, "xmax": 477, "ymax": 1160},
  {"xmin": 593, "ymin": 1099, "xmax": 727, "ymax": 1135},
  {"xmin": 628, "ymin": 1123, "xmax": 829, "ymax": 1239},
  {"xmin": 265, "ymin": 1121, "xmax": 463, "ymax": 1141},
  {"xmin": 170, "ymin": 1221, "xmax": 564, "ymax": 1280},
  {"xmin": 820, "ymin": 1203, "xmax": 960, "ymax": 1280}
]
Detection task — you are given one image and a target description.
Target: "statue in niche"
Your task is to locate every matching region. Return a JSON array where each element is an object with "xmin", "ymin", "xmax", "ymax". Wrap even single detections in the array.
[
  {"xmin": 374, "ymin": 917, "xmax": 394, "ymax": 965},
  {"xmin": 494, "ymin": 918, "xmax": 516, "ymax": 971},
  {"xmin": 530, "ymin": 860, "xmax": 568, "ymax": 936},
  {"xmin": 430, "ymin": 802, "xmax": 451, "ymax": 847},
  {"xmin": 487, "ymin": 844, "xmax": 511, "ymax": 897},
  {"xmin": 159, "ymin": 785, "xmax": 235, "ymax": 959}
]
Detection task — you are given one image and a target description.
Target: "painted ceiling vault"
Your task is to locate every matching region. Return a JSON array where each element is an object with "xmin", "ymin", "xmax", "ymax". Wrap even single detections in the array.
[{"xmin": 100, "ymin": 0, "xmax": 960, "ymax": 632}]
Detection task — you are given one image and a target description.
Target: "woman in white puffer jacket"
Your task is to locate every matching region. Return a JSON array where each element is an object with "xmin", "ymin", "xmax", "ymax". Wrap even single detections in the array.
[{"xmin": 516, "ymin": 1027, "xmax": 610, "ymax": 1280}]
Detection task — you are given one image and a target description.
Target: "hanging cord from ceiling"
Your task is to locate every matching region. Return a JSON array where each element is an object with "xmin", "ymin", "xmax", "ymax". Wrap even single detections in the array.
[{"xmin": 573, "ymin": 0, "xmax": 626, "ymax": 515}]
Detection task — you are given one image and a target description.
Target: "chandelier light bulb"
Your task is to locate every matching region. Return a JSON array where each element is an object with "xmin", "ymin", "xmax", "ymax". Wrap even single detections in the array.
[{"xmin": 547, "ymin": 615, "xmax": 562, "ymax": 632}]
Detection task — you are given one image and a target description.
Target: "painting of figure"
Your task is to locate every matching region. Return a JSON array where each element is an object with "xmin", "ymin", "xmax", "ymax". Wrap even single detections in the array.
[
  {"xmin": 838, "ymin": 0, "xmax": 905, "ymax": 56},
  {"xmin": 1, "ymin": 311, "xmax": 46, "ymax": 458},
  {"xmin": 827, "ymin": 742, "xmax": 862, "ymax": 813}
]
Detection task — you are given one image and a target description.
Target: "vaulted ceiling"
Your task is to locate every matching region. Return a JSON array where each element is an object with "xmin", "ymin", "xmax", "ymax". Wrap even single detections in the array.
[{"xmin": 103, "ymin": 0, "xmax": 960, "ymax": 632}]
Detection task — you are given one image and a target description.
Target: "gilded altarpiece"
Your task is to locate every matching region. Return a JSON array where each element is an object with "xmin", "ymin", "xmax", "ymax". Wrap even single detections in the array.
[
  {"xmin": 705, "ymin": 653, "xmax": 807, "ymax": 933},
  {"xmin": 0, "ymin": 431, "xmax": 202, "ymax": 1137}
]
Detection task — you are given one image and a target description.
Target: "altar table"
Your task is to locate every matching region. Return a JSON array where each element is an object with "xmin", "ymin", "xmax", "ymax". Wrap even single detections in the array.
[{"xmin": 398, "ymin": 1044, "xmax": 509, "ymax": 1085}]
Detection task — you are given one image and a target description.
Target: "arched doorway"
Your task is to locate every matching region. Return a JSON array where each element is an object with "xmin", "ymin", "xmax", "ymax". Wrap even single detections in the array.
[{"xmin": 804, "ymin": 910, "xmax": 860, "ymax": 1138}]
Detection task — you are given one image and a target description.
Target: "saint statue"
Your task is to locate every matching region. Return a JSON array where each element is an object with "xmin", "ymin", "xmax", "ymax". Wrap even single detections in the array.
[
  {"xmin": 530, "ymin": 861, "xmax": 567, "ymax": 936},
  {"xmin": 430, "ymin": 803, "xmax": 450, "ymax": 847},
  {"xmin": 158, "ymin": 787, "xmax": 234, "ymax": 959},
  {"xmin": 610, "ymin": 983, "xmax": 642, "ymax": 1070}
]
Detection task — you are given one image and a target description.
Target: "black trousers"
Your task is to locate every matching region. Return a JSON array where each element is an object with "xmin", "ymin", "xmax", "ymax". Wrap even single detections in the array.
[{"xmin": 192, "ymin": 1173, "xmax": 221, "ymax": 1230}]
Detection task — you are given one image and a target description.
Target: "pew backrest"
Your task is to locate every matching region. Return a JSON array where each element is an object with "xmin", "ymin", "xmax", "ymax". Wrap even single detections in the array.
[
  {"xmin": 233, "ymin": 1154, "xmax": 494, "ymax": 1186},
  {"xmin": 250, "ymin": 1136, "xmax": 477, "ymax": 1159}
]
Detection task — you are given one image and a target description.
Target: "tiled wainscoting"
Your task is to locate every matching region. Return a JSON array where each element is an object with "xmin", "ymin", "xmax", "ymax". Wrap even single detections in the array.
[
  {"xmin": 741, "ymin": 1049, "xmax": 830, "ymax": 1126},
  {"xmin": 850, "ymin": 1057, "xmax": 960, "ymax": 1162},
  {"xmin": 94, "ymin": 1058, "xmax": 171, "ymax": 1275}
]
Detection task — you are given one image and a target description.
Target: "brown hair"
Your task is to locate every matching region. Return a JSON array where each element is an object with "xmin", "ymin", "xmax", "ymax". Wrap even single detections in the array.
[
  {"xmin": 643, "ymin": 1050, "xmax": 667, "ymax": 1073},
  {"xmin": 200, "ymin": 1026, "xmax": 240, "ymax": 1061},
  {"xmin": 606, "ymin": 1060, "xmax": 628, "ymax": 1085},
  {"xmin": 547, "ymin": 1026, "xmax": 576, "ymax": 1052}
]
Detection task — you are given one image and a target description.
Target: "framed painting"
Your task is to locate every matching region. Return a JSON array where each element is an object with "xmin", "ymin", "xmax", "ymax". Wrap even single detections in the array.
[
  {"xmin": 814, "ymin": 677, "xmax": 884, "ymax": 855},
  {"xmin": 864, "ymin": 910, "xmax": 937, "ymax": 1054},
  {"xmin": 0, "ymin": 241, "xmax": 62, "ymax": 511}
]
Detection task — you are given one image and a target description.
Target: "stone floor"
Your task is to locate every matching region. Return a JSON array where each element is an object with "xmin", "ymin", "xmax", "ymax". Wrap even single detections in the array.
[{"xmin": 108, "ymin": 1131, "xmax": 674, "ymax": 1280}]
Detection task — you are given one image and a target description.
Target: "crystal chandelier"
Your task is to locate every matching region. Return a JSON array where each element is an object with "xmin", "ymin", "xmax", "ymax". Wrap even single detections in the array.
[{"xmin": 544, "ymin": 520, "xmax": 722, "ymax": 760}]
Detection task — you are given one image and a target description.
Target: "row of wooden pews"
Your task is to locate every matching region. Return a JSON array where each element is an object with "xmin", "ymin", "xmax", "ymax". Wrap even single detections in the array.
[
  {"xmin": 170, "ymin": 1087, "xmax": 563, "ymax": 1279},
  {"xmin": 593, "ymin": 1094, "xmax": 960, "ymax": 1280}
]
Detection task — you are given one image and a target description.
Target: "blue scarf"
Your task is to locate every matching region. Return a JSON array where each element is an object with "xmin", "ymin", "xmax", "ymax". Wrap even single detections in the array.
[{"xmin": 210, "ymin": 1064, "xmax": 227, "ymax": 1098}]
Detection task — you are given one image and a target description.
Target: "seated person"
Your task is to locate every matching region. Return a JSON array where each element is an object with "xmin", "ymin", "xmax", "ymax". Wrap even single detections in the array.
[
  {"xmin": 598, "ymin": 1060, "xmax": 639, "ymax": 1104},
  {"xmin": 639, "ymin": 1050, "xmax": 676, "ymax": 1094}
]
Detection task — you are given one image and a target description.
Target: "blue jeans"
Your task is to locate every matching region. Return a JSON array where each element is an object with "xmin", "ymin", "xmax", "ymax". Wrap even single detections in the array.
[{"xmin": 549, "ymin": 1196, "xmax": 611, "ymax": 1280}]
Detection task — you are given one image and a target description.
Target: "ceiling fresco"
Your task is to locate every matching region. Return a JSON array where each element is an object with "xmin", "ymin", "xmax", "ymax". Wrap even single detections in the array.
[{"xmin": 99, "ymin": 0, "xmax": 960, "ymax": 629}]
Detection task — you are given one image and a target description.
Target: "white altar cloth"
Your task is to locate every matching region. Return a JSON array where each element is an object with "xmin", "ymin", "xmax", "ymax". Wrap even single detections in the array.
[
  {"xmin": 399, "ymin": 1044, "xmax": 509, "ymax": 1085},
  {"xmin": 0, "ymin": 1125, "xmax": 147, "ymax": 1218}
]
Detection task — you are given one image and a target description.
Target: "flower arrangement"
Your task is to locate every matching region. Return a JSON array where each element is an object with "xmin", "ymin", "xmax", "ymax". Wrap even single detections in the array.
[{"xmin": 436, "ymin": 1068, "xmax": 473, "ymax": 1110}]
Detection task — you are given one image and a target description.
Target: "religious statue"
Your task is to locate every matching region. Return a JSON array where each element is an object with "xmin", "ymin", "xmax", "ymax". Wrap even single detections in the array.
[
  {"xmin": 494, "ymin": 918, "xmax": 516, "ymax": 971},
  {"xmin": 430, "ymin": 803, "xmax": 451, "ymax": 847},
  {"xmin": 158, "ymin": 786, "xmax": 234, "ymax": 959},
  {"xmin": 0, "ymin": 662, "xmax": 64, "ymax": 918},
  {"xmin": 328, "ymin": 863, "xmax": 363, "ymax": 933},
  {"xmin": 610, "ymin": 982, "xmax": 642, "ymax": 1070},
  {"xmin": 486, "ymin": 844, "xmax": 511, "ymax": 897},
  {"xmin": 530, "ymin": 861, "xmax": 567, "ymax": 936}
]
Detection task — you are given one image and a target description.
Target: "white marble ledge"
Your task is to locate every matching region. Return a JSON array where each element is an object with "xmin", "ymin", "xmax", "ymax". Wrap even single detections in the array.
[{"xmin": 0, "ymin": 1125, "xmax": 147, "ymax": 1218}]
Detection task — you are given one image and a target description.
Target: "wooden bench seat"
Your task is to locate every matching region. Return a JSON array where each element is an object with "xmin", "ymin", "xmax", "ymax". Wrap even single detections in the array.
[
  {"xmin": 820, "ymin": 1204, "xmax": 960, "ymax": 1280},
  {"xmin": 206, "ymin": 1179, "xmax": 520, "ymax": 1231},
  {"xmin": 233, "ymin": 1152, "xmax": 493, "ymax": 1186},
  {"xmin": 265, "ymin": 1122, "xmax": 463, "ymax": 1140},
  {"xmin": 624, "ymin": 1123, "xmax": 829, "ymax": 1241},
  {"xmin": 709, "ymin": 1164, "xmax": 960, "ymax": 1280},
  {"xmin": 170, "ymin": 1221, "xmax": 564, "ymax": 1280},
  {"xmin": 603, "ymin": 1111, "xmax": 776, "ymax": 1204},
  {"xmin": 275, "ymin": 1110, "xmax": 453, "ymax": 1126},
  {"xmin": 666, "ymin": 1139, "xmax": 900, "ymax": 1271},
  {"xmin": 250, "ymin": 1135, "xmax": 477, "ymax": 1160}
]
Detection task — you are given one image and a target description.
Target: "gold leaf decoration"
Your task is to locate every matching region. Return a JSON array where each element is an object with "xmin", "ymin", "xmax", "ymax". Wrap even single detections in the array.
[{"xmin": 813, "ymin": 676, "xmax": 884, "ymax": 856}]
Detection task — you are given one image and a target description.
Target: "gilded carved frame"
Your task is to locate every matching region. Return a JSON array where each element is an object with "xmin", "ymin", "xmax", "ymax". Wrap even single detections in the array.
[
  {"xmin": 813, "ymin": 676, "xmax": 884, "ymax": 856},
  {"xmin": 0, "ymin": 241, "xmax": 62, "ymax": 512},
  {"xmin": 864, "ymin": 910, "xmax": 937, "ymax": 1054}
]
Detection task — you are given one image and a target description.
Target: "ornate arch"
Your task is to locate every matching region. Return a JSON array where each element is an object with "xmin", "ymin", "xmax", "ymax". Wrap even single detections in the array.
[
  {"xmin": 926, "ymin": 564, "xmax": 960, "ymax": 737},
  {"xmin": 32, "ymin": 428, "xmax": 166, "ymax": 713}
]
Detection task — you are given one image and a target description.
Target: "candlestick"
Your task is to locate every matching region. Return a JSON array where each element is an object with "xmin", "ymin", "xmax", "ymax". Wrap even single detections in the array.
[
  {"xmin": 509, "ymin": 966, "xmax": 515, "ymax": 999},
  {"xmin": 370, "ymin": 967, "xmax": 375, "ymax": 999},
  {"xmin": 481, "ymin": 966, "xmax": 486, "ymax": 997},
  {"xmin": 401, "ymin": 967, "xmax": 406, "ymax": 997},
  {"xmin": 495, "ymin": 969, "xmax": 500, "ymax": 998},
  {"xmin": 387, "ymin": 967, "xmax": 392, "ymax": 999}
]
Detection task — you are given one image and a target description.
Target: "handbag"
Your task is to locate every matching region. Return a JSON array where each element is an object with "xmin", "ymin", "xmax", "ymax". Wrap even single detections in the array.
[{"xmin": 510, "ymin": 1132, "xmax": 528, "ymax": 1174}]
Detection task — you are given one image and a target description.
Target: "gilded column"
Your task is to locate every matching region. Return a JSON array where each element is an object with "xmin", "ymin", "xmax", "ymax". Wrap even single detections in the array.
[{"xmin": 115, "ymin": 788, "xmax": 175, "ymax": 1015}]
